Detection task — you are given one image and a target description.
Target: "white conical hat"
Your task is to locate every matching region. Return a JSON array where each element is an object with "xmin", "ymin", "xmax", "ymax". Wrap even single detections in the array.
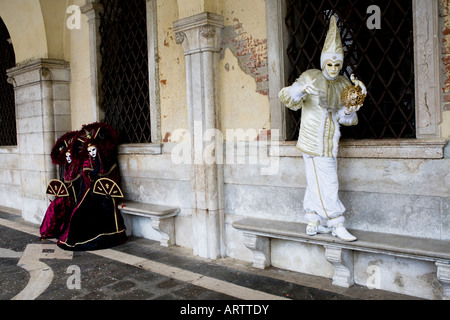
[{"xmin": 320, "ymin": 16, "xmax": 344, "ymax": 70}]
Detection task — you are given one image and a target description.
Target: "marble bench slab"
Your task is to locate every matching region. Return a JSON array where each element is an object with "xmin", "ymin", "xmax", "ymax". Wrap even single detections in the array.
[
  {"xmin": 233, "ymin": 217, "xmax": 450, "ymax": 299},
  {"xmin": 118, "ymin": 201, "xmax": 180, "ymax": 247}
]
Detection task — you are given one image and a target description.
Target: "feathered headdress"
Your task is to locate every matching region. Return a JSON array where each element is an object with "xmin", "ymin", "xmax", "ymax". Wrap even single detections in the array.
[
  {"xmin": 73, "ymin": 122, "xmax": 119, "ymax": 162},
  {"xmin": 50, "ymin": 130, "xmax": 80, "ymax": 165}
]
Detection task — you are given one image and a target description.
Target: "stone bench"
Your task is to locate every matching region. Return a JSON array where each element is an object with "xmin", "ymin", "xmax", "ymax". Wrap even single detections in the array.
[
  {"xmin": 232, "ymin": 217, "xmax": 450, "ymax": 299},
  {"xmin": 117, "ymin": 201, "xmax": 180, "ymax": 247}
]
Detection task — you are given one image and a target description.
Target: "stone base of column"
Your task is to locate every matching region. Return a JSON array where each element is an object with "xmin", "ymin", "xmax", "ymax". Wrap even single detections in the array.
[{"xmin": 7, "ymin": 59, "xmax": 71, "ymax": 224}]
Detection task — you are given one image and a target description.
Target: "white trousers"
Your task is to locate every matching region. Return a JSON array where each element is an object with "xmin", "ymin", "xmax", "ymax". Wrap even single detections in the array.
[{"xmin": 303, "ymin": 153, "xmax": 346, "ymax": 227}]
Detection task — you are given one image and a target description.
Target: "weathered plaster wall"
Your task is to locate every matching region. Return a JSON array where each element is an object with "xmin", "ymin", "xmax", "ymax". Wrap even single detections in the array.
[
  {"xmin": 161, "ymin": 0, "xmax": 271, "ymax": 142},
  {"xmin": 440, "ymin": 0, "xmax": 450, "ymax": 137},
  {"xmin": 158, "ymin": 0, "xmax": 188, "ymax": 143},
  {"xmin": 177, "ymin": 0, "xmax": 223, "ymax": 19},
  {"xmin": 219, "ymin": 0, "xmax": 270, "ymax": 138},
  {"xmin": 219, "ymin": 48, "xmax": 270, "ymax": 135},
  {"xmin": 68, "ymin": 0, "xmax": 92, "ymax": 129}
]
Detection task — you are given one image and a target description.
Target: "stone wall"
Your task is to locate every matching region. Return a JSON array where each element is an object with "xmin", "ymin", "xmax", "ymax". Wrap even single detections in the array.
[
  {"xmin": 442, "ymin": 0, "xmax": 450, "ymax": 110},
  {"xmin": 116, "ymin": 138, "xmax": 449, "ymax": 299},
  {"xmin": 117, "ymin": 144, "xmax": 192, "ymax": 247},
  {"xmin": 0, "ymin": 147, "xmax": 20, "ymax": 211},
  {"xmin": 223, "ymin": 142, "xmax": 450, "ymax": 299},
  {"xmin": 6, "ymin": 59, "xmax": 71, "ymax": 224},
  {"xmin": 440, "ymin": 0, "xmax": 450, "ymax": 136}
]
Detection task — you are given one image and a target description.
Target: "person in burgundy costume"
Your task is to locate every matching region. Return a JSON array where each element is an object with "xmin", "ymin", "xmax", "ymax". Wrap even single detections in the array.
[
  {"xmin": 56, "ymin": 122, "xmax": 127, "ymax": 251},
  {"xmin": 40, "ymin": 130, "xmax": 82, "ymax": 239}
]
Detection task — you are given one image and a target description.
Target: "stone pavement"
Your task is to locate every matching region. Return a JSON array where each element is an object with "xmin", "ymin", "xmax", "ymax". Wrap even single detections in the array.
[{"xmin": 0, "ymin": 209, "xmax": 419, "ymax": 310}]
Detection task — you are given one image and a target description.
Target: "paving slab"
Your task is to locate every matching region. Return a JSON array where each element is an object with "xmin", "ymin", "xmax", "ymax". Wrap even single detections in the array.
[{"xmin": 0, "ymin": 210, "xmax": 419, "ymax": 307}]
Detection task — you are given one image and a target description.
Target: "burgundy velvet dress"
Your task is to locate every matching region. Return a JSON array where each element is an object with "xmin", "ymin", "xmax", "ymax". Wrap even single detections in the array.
[
  {"xmin": 56, "ymin": 152, "xmax": 127, "ymax": 251},
  {"xmin": 40, "ymin": 158, "xmax": 81, "ymax": 239},
  {"xmin": 41, "ymin": 122, "xmax": 127, "ymax": 251}
]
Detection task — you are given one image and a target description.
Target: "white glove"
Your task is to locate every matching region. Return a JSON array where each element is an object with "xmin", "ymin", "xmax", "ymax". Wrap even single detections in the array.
[
  {"xmin": 303, "ymin": 79, "xmax": 320, "ymax": 96},
  {"xmin": 338, "ymin": 107, "xmax": 358, "ymax": 125},
  {"xmin": 288, "ymin": 82, "xmax": 306, "ymax": 103},
  {"xmin": 345, "ymin": 105, "xmax": 361, "ymax": 114},
  {"xmin": 351, "ymin": 74, "xmax": 367, "ymax": 95}
]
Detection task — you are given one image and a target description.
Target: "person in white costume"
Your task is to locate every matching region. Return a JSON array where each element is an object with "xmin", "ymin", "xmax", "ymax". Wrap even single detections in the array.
[{"xmin": 278, "ymin": 16, "xmax": 366, "ymax": 242}]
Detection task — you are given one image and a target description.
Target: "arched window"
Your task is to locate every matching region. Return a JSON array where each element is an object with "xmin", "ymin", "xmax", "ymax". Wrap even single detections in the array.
[
  {"xmin": 285, "ymin": 0, "xmax": 415, "ymax": 140},
  {"xmin": 0, "ymin": 17, "xmax": 16, "ymax": 146},
  {"xmin": 99, "ymin": 0, "xmax": 151, "ymax": 144}
]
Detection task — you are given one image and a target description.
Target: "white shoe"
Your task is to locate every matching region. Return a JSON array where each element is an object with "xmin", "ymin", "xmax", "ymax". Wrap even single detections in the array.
[
  {"xmin": 332, "ymin": 224, "xmax": 357, "ymax": 242},
  {"xmin": 306, "ymin": 223, "xmax": 332, "ymax": 236}
]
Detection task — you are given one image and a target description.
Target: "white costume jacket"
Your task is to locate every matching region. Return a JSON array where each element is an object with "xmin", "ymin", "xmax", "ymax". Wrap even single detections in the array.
[{"xmin": 278, "ymin": 69, "xmax": 358, "ymax": 158}]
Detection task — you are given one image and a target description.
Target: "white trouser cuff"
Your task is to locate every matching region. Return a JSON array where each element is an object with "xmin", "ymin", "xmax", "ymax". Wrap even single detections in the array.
[
  {"xmin": 326, "ymin": 215, "xmax": 345, "ymax": 228},
  {"xmin": 305, "ymin": 212, "xmax": 325, "ymax": 225}
]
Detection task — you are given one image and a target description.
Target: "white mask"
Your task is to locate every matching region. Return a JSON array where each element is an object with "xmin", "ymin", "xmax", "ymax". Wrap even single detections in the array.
[
  {"xmin": 66, "ymin": 152, "xmax": 72, "ymax": 164},
  {"xmin": 88, "ymin": 145, "xmax": 97, "ymax": 158},
  {"xmin": 322, "ymin": 58, "xmax": 343, "ymax": 81}
]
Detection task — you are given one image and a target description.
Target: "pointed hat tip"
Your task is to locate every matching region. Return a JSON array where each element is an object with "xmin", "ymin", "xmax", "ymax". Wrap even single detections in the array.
[
  {"xmin": 328, "ymin": 15, "xmax": 338, "ymax": 32},
  {"xmin": 322, "ymin": 15, "xmax": 343, "ymax": 56}
]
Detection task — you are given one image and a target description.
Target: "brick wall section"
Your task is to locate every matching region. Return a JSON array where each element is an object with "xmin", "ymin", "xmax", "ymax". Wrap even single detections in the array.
[
  {"xmin": 220, "ymin": 18, "xmax": 269, "ymax": 96},
  {"xmin": 441, "ymin": 0, "xmax": 450, "ymax": 111}
]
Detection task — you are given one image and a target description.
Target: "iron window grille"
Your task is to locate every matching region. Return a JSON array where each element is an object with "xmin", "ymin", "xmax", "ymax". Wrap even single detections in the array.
[
  {"xmin": 0, "ymin": 17, "xmax": 16, "ymax": 146},
  {"xmin": 285, "ymin": 0, "xmax": 415, "ymax": 140},
  {"xmin": 99, "ymin": 0, "xmax": 151, "ymax": 144}
]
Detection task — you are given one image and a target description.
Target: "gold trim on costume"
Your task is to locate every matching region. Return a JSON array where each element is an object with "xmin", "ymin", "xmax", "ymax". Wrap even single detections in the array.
[
  {"xmin": 58, "ymin": 229, "xmax": 126, "ymax": 248},
  {"xmin": 310, "ymin": 158, "xmax": 331, "ymax": 220},
  {"xmin": 93, "ymin": 127, "xmax": 101, "ymax": 139},
  {"xmin": 58, "ymin": 187, "xmax": 125, "ymax": 248},
  {"xmin": 64, "ymin": 174, "xmax": 80, "ymax": 184},
  {"xmin": 310, "ymin": 158, "xmax": 342, "ymax": 221},
  {"xmin": 46, "ymin": 179, "xmax": 69, "ymax": 197},
  {"xmin": 93, "ymin": 178, "xmax": 124, "ymax": 198},
  {"xmin": 71, "ymin": 185, "xmax": 77, "ymax": 204},
  {"xmin": 98, "ymin": 163, "xmax": 117, "ymax": 177},
  {"xmin": 295, "ymin": 146, "xmax": 320, "ymax": 157}
]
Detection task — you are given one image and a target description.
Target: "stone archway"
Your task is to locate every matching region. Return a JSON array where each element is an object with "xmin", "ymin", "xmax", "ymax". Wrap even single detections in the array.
[
  {"xmin": 0, "ymin": 0, "xmax": 72, "ymax": 223},
  {"xmin": 0, "ymin": 16, "xmax": 16, "ymax": 146},
  {"xmin": 0, "ymin": 0, "xmax": 48, "ymax": 64}
]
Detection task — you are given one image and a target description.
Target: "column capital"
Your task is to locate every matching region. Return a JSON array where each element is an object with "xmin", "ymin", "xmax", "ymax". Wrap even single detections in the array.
[
  {"xmin": 173, "ymin": 12, "xmax": 224, "ymax": 53},
  {"xmin": 173, "ymin": 12, "xmax": 224, "ymax": 32},
  {"xmin": 7, "ymin": 59, "xmax": 70, "ymax": 88},
  {"xmin": 80, "ymin": 0, "xmax": 104, "ymax": 20}
]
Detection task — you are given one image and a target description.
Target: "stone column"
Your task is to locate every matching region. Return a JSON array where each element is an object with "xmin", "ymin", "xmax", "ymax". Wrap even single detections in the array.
[
  {"xmin": 146, "ymin": 0, "xmax": 162, "ymax": 144},
  {"xmin": 81, "ymin": 0, "xmax": 104, "ymax": 122},
  {"xmin": 173, "ymin": 13, "xmax": 225, "ymax": 259},
  {"xmin": 413, "ymin": 0, "xmax": 441, "ymax": 138},
  {"xmin": 7, "ymin": 59, "xmax": 71, "ymax": 224}
]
